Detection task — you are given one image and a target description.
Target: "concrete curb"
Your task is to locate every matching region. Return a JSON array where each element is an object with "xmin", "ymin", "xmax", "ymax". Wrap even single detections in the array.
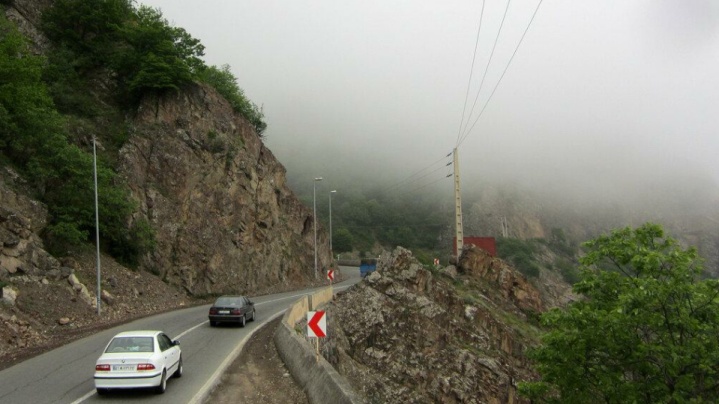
[{"xmin": 274, "ymin": 295, "xmax": 365, "ymax": 404}]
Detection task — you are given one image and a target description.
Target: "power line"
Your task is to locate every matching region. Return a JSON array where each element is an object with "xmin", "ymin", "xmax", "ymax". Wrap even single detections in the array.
[
  {"xmin": 458, "ymin": 0, "xmax": 544, "ymax": 147},
  {"xmin": 458, "ymin": 0, "xmax": 513, "ymax": 145},
  {"xmin": 373, "ymin": 152, "xmax": 452, "ymax": 196},
  {"xmin": 399, "ymin": 174, "xmax": 453, "ymax": 198},
  {"xmin": 455, "ymin": 0, "xmax": 486, "ymax": 146}
]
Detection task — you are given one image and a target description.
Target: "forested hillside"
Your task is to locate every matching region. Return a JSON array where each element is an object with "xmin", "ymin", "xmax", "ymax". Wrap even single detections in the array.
[{"xmin": 1, "ymin": 0, "xmax": 265, "ymax": 266}]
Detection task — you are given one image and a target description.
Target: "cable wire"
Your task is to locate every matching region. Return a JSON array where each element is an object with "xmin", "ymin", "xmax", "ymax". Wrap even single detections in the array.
[
  {"xmin": 457, "ymin": 0, "xmax": 513, "ymax": 145},
  {"xmin": 373, "ymin": 152, "xmax": 452, "ymax": 196},
  {"xmin": 455, "ymin": 0, "xmax": 486, "ymax": 146},
  {"xmin": 458, "ymin": 0, "xmax": 544, "ymax": 146}
]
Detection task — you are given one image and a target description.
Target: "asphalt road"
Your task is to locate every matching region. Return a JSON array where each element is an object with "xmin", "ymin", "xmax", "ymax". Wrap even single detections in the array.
[{"xmin": 0, "ymin": 267, "xmax": 361, "ymax": 404}]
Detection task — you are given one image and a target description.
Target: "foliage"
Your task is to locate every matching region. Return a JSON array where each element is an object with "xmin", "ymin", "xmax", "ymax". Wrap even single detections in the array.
[
  {"xmin": 548, "ymin": 227, "xmax": 578, "ymax": 257},
  {"xmin": 0, "ymin": 17, "xmax": 62, "ymax": 166},
  {"xmin": 42, "ymin": 0, "xmax": 205, "ymax": 103},
  {"xmin": 496, "ymin": 238, "xmax": 541, "ymax": 278},
  {"xmin": 554, "ymin": 258, "xmax": 581, "ymax": 285},
  {"xmin": 0, "ymin": 14, "xmax": 150, "ymax": 264},
  {"xmin": 332, "ymin": 228, "xmax": 353, "ymax": 254},
  {"xmin": 520, "ymin": 223, "xmax": 719, "ymax": 403},
  {"xmin": 199, "ymin": 65, "xmax": 267, "ymax": 135},
  {"xmin": 42, "ymin": 45, "xmax": 102, "ymax": 116},
  {"xmin": 41, "ymin": 0, "xmax": 134, "ymax": 71},
  {"xmin": 110, "ymin": 219, "xmax": 156, "ymax": 268}
]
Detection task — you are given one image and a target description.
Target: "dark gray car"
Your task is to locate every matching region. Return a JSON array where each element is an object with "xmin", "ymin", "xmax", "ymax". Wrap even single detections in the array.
[{"xmin": 208, "ymin": 295, "xmax": 256, "ymax": 327}]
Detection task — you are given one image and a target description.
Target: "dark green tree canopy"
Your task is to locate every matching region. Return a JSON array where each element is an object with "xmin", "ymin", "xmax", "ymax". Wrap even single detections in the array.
[{"xmin": 520, "ymin": 223, "xmax": 719, "ymax": 403}]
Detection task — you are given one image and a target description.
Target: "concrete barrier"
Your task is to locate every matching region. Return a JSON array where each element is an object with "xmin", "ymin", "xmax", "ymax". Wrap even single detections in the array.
[{"xmin": 274, "ymin": 288, "xmax": 365, "ymax": 404}]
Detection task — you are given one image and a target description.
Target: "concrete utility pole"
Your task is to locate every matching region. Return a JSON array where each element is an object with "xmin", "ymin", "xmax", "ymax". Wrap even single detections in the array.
[{"xmin": 453, "ymin": 148, "xmax": 464, "ymax": 254}]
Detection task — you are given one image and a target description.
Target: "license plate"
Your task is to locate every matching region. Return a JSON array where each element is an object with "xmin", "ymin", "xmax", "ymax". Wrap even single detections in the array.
[
  {"xmin": 113, "ymin": 365, "xmax": 135, "ymax": 371},
  {"xmin": 219, "ymin": 310, "xmax": 230, "ymax": 314}
]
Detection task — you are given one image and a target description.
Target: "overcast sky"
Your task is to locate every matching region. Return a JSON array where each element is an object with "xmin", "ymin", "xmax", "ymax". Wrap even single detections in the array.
[{"xmin": 138, "ymin": 0, "xmax": 719, "ymax": 208}]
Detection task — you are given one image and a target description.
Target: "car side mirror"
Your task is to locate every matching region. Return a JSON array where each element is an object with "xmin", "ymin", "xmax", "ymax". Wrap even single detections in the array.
[
  {"xmin": 173, "ymin": 340, "xmax": 180, "ymax": 346},
  {"xmin": 249, "ymin": 300, "xmax": 254, "ymax": 305}
]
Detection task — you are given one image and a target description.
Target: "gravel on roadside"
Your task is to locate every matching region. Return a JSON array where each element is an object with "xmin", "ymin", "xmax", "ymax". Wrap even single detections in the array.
[{"xmin": 204, "ymin": 316, "xmax": 309, "ymax": 404}]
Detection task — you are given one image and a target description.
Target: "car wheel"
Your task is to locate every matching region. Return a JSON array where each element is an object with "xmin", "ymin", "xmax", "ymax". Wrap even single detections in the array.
[
  {"xmin": 96, "ymin": 388, "xmax": 109, "ymax": 396},
  {"xmin": 240, "ymin": 314, "xmax": 246, "ymax": 327},
  {"xmin": 174, "ymin": 356, "xmax": 183, "ymax": 378},
  {"xmin": 250, "ymin": 309, "xmax": 255, "ymax": 322},
  {"xmin": 155, "ymin": 370, "xmax": 167, "ymax": 394},
  {"xmin": 209, "ymin": 320, "xmax": 216, "ymax": 327}
]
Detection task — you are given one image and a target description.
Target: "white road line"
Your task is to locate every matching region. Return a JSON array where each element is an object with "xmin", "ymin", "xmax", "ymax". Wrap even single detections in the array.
[
  {"xmin": 187, "ymin": 310, "xmax": 287, "ymax": 404},
  {"xmin": 69, "ymin": 284, "xmax": 354, "ymax": 403}
]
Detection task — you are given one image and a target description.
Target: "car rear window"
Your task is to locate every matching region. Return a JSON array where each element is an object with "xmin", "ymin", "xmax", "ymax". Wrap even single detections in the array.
[
  {"xmin": 105, "ymin": 337, "xmax": 154, "ymax": 353},
  {"xmin": 214, "ymin": 297, "xmax": 242, "ymax": 306}
]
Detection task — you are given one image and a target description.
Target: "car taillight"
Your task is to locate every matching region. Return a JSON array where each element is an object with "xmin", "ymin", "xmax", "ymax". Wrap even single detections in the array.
[
  {"xmin": 231, "ymin": 309, "xmax": 241, "ymax": 314},
  {"xmin": 96, "ymin": 364, "xmax": 110, "ymax": 371},
  {"xmin": 137, "ymin": 363, "xmax": 156, "ymax": 371},
  {"xmin": 209, "ymin": 308, "xmax": 218, "ymax": 314}
]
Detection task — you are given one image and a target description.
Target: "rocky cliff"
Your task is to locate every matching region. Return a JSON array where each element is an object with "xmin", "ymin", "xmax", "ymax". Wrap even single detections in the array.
[
  {"xmin": 1, "ymin": 0, "xmax": 330, "ymax": 365},
  {"xmin": 122, "ymin": 86, "xmax": 330, "ymax": 295},
  {"xmin": 322, "ymin": 247, "xmax": 545, "ymax": 403}
]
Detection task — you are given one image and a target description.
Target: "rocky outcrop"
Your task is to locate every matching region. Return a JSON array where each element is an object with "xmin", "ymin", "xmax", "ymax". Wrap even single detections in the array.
[
  {"xmin": 3, "ymin": 0, "xmax": 52, "ymax": 54},
  {"xmin": 323, "ymin": 247, "xmax": 543, "ymax": 404},
  {"xmin": 0, "ymin": 168, "xmax": 61, "ymax": 281},
  {"xmin": 120, "ymin": 84, "xmax": 330, "ymax": 295},
  {"xmin": 457, "ymin": 244, "xmax": 544, "ymax": 313}
]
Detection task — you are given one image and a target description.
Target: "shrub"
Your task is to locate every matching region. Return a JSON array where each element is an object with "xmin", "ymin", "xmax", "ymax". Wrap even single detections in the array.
[{"xmin": 199, "ymin": 65, "xmax": 267, "ymax": 135}]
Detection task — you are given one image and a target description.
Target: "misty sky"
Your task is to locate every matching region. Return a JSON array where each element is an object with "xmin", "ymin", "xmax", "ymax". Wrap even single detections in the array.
[{"xmin": 138, "ymin": 0, "xmax": 719, "ymax": 208}]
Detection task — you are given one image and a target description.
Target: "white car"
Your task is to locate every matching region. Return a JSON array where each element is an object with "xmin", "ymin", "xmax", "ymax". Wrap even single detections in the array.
[{"xmin": 94, "ymin": 330, "xmax": 182, "ymax": 395}]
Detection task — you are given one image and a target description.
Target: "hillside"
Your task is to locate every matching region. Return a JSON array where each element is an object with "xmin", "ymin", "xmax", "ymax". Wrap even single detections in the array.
[
  {"xmin": 320, "ymin": 246, "xmax": 571, "ymax": 403},
  {"xmin": 1, "ymin": 0, "xmax": 330, "ymax": 366}
]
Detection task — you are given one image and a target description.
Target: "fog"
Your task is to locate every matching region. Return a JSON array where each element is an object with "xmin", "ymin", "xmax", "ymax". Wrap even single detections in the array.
[{"xmin": 139, "ymin": 0, "xmax": 719, "ymax": 214}]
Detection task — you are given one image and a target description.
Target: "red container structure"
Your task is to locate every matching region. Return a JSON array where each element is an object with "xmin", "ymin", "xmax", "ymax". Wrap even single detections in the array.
[{"xmin": 453, "ymin": 236, "xmax": 496, "ymax": 256}]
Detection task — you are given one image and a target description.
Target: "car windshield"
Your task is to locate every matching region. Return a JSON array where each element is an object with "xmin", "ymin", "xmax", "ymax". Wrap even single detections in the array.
[
  {"xmin": 214, "ymin": 297, "xmax": 243, "ymax": 306},
  {"xmin": 105, "ymin": 337, "xmax": 154, "ymax": 353}
]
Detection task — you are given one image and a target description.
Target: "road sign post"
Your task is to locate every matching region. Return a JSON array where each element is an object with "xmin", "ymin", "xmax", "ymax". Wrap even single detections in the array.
[{"xmin": 307, "ymin": 310, "xmax": 327, "ymax": 363}]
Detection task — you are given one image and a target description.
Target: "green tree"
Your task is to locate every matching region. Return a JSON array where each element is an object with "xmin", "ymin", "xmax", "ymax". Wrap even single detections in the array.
[
  {"xmin": 333, "ymin": 228, "xmax": 353, "ymax": 254},
  {"xmin": 41, "ymin": 0, "xmax": 134, "ymax": 70},
  {"xmin": 0, "ymin": 15, "xmax": 62, "ymax": 165},
  {"xmin": 199, "ymin": 64, "xmax": 267, "ymax": 135},
  {"xmin": 1, "ymin": 14, "xmax": 150, "ymax": 265},
  {"xmin": 114, "ymin": 6, "xmax": 204, "ymax": 98},
  {"xmin": 520, "ymin": 223, "xmax": 719, "ymax": 403}
]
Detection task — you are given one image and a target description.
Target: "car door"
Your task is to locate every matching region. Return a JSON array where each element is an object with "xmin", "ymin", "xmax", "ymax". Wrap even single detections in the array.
[
  {"xmin": 242, "ymin": 297, "xmax": 250, "ymax": 316},
  {"xmin": 158, "ymin": 334, "xmax": 178, "ymax": 373}
]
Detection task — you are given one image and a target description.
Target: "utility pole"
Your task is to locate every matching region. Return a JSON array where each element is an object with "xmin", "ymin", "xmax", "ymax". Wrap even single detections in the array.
[
  {"xmin": 501, "ymin": 216, "xmax": 509, "ymax": 238},
  {"xmin": 453, "ymin": 148, "xmax": 464, "ymax": 255},
  {"xmin": 93, "ymin": 136, "xmax": 101, "ymax": 315}
]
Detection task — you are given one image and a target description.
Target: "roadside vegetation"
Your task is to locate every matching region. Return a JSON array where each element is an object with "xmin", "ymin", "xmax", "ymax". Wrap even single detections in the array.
[
  {"xmin": 520, "ymin": 223, "xmax": 719, "ymax": 402},
  {"xmin": 0, "ymin": 0, "xmax": 265, "ymax": 266}
]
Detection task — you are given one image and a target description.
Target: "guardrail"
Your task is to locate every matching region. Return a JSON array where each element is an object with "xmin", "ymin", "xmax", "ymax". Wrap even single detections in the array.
[{"xmin": 274, "ymin": 287, "xmax": 365, "ymax": 404}]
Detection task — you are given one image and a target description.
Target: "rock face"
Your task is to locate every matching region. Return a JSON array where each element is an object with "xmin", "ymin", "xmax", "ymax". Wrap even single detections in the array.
[
  {"xmin": 120, "ymin": 85, "xmax": 329, "ymax": 295},
  {"xmin": 3, "ymin": 0, "xmax": 52, "ymax": 54},
  {"xmin": 324, "ymin": 247, "xmax": 543, "ymax": 404},
  {"xmin": 0, "ymin": 168, "xmax": 60, "ymax": 281},
  {"xmin": 0, "ymin": 0, "xmax": 329, "ymax": 365}
]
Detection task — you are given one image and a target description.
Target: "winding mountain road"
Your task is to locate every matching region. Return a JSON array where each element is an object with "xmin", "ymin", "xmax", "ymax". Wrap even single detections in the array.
[{"xmin": 0, "ymin": 267, "xmax": 360, "ymax": 404}]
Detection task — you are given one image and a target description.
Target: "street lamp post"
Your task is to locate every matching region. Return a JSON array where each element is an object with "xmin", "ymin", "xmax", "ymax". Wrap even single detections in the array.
[
  {"xmin": 329, "ymin": 190, "xmax": 337, "ymax": 254},
  {"xmin": 92, "ymin": 136, "xmax": 101, "ymax": 316},
  {"xmin": 313, "ymin": 177, "xmax": 323, "ymax": 279}
]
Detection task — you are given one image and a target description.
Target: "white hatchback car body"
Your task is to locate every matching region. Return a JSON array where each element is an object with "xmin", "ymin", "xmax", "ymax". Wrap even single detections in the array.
[{"xmin": 94, "ymin": 330, "xmax": 182, "ymax": 395}]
